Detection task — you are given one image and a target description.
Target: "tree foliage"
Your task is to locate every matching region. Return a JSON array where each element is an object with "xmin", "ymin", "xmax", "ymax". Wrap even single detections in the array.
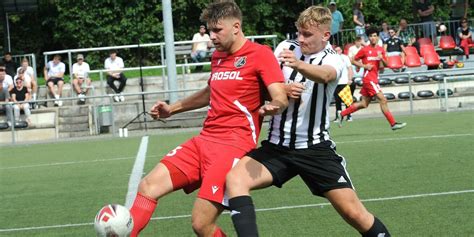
[{"xmin": 2, "ymin": 0, "xmax": 468, "ymax": 70}]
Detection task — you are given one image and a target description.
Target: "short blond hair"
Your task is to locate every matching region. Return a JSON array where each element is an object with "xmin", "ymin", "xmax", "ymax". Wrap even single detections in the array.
[{"xmin": 296, "ymin": 6, "xmax": 332, "ymax": 30}]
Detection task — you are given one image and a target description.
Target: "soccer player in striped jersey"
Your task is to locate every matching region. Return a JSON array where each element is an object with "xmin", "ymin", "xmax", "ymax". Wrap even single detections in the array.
[
  {"xmin": 226, "ymin": 6, "xmax": 391, "ymax": 237},
  {"xmin": 339, "ymin": 27, "xmax": 406, "ymax": 130},
  {"xmin": 127, "ymin": 2, "xmax": 288, "ymax": 237}
]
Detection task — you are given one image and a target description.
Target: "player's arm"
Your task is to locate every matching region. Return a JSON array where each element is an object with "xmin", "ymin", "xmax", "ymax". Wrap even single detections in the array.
[
  {"xmin": 279, "ymin": 49, "xmax": 336, "ymax": 83},
  {"xmin": 150, "ymin": 86, "xmax": 210, "ymax": 119},
  {"xmin": 379, "ymin": 51, "xmax": 388, "ymax": 66},
  {"xmin": 260, "ymin": 82, "xmax": 288, "ymax": 116}
]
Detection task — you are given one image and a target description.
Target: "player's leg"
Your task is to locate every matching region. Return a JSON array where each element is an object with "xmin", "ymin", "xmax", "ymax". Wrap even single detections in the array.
[
  {"xmin": 47, "ymin": 80, "xmax": 55, "ymax": 98},
  {"xmin": 325, "ymin": 189, "xmax": 390, "ymax": 237},
  {"xmin": 84, "ymin": 78, "xmax": 92, "ymax": 94},
  {"xmin": 57, "ymin": 79, "xmax": 64, "ymax": 97},
  {"xmin": 129, "ymin": 163, "xmax": 175, "ymax": 237},
  {"xmin": 226, "ymin": 155, "xmax": 274, "ymax": 237},
  {"xmin": 375, "ymin": 92, "xmax": 406, "ymax": 130},
  {"xmin": 191, "ymin": 198, "xmax": 226, "ymax": 237},
  {"xmin": 130, "ymin": 138, "xmax": 201, "ymax": 237},
  {"xmin": 72, "ymin": 78, "xmax": 81, "ymax": 94},
  {"xmin": 333, "ymin": 85, "xmax": 344, "ymax": 121},
  {"xmin": 297, "ymin": 142, "xmax": 390, "ymax": 236},
  {"xmin": 339, "ymin": 95, "xmax": 370, "ymax": 126}
]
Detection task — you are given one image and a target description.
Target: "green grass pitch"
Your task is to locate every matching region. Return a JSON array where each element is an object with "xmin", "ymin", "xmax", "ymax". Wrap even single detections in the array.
[{"xmin": 0, "ymin": 111, "xmax": 473, "ymax": 236}]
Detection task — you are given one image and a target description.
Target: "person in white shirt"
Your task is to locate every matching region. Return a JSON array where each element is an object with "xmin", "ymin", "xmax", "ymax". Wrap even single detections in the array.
[
  {"xmin": 16, "ymin": 58, "xmax": 37, "ymax": 102},
  {"xmin": 44, "ymin": 54, "xmax": 66, "ymax": 106},
  {"xmin": 191, "ymin": 25, "xmax": 211, "ymax": 72},
  {"xmin": 0, "ymin": 62, "xmax": 13, "ymax": 126},
  {"xmin": 348, "ymin": 36, "xmax": 365, "ymax": 80},
  {"xmin": 334, "ymin": 46, "xmax": 355, "ymax": 122},
  {"xmin": 104, "ymin": 50, "xmax": 127, "ymax": 102},
  {"xmin": 72, "ymin": 54, "xmax": 91, "ymax": 104}
]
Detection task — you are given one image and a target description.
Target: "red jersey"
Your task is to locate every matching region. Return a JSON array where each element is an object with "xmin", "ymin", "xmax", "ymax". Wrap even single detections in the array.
[
  {"xmin": 354, "ymin": 45, "xmax": 386, "ymax": 83},
  {"xmin": 199, "ymin": 40, "xmax": 284, "ymax": 150}
]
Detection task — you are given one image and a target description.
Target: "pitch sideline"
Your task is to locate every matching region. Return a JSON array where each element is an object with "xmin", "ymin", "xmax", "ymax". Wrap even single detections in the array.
[{"xmin": 1, "ymin": 189, "xmax": 473, "ymax": 233}]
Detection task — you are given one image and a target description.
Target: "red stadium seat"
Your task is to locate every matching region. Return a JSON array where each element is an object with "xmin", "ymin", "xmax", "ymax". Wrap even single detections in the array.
[
  {"xmin": 439, "ymin": 36, "xmax": 456, "ymax": 50},
  {"xmin": 423, "ymin": 51, "xmax": 441, "ymax": 68},
  {"xmin": 405, "ymin": 53, "xmax": 422, "ymax": 67},
  {"xmin": 343, "ymin": 43, "xmax": 354, "ymax": 55},
  {"xmin": 420, "ymin": 44, "xmax": 436, "ymax": 57},
  {"xmin": 404, "ymin": 46, "xmax": 418, "ymax": 56},
  {"xmin": 418, "ymin": 38, "xmax": 432, "ymax": 45},
  {"xmin": 387, "ymin": 55, "xmax": 403, "ymax": 69}
]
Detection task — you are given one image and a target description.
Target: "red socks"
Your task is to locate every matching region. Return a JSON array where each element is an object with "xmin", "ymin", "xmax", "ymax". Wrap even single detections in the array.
[
  {"xmin": 130, "ymin": 192, "xmax": 158, "ymax": 237},
  {"xmin": 213, "ymin": 226, "xmax": 227, "ymax": 237},
  {"xmin": 341, "ymin": 104, "xmax": 358, "ymax": 117},
  {"xmin": 383, "ymin": 111, "xmax": 396, "ymax": 126}
]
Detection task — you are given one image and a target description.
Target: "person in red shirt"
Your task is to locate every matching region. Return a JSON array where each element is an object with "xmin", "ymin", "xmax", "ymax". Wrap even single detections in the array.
[
  {"xmin": 126, "ymin": 2, "xmax": 288, "ymax": 237},
  {"xmin": 339, "ymin": 27, "xmax": 406, "ymax": 130}
]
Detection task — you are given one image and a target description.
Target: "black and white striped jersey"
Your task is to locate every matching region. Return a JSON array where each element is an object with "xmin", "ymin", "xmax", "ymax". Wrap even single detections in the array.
[{"xmin": 267, "ymin": 40, "xmax": 343, "ymax": 149}]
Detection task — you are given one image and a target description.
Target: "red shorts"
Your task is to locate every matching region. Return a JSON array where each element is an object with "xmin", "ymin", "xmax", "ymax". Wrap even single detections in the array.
[
  {"xmin": 161, "ymin": 136, "xmax": 249, "ymax": 206},
  {"xmin": 360, "ymin": 81, "xmax": 382, "ymax": 97}
]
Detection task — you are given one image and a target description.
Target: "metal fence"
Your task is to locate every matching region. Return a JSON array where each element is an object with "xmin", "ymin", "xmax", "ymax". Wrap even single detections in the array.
[{"xmin": 43, "ymin": 35, "xmax": 278, "ymax": 83}]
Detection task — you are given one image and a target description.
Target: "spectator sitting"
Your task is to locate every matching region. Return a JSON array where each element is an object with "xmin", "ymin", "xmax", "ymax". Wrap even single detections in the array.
[
  {"xmin": 72, "ymin": 54, "xmax": 91, "ymax": 104},
  {"xmin": 379, "ymin": 22, "xmax": 390, "ymax": 44},
  {"xmin": 449, "ymin": 0, "xmax": 469, "ymax": 43},
  {"xmin": 348, "ymin": 36, "xmax": 365, "ymax": 79},
  {"xmin": 104, "ymin": 50, "xmax": 127, "ymax": 102},
  {"xmin": 2, "ymin": 52, "xmax": 19, "ymax": 78},
  {"xmin": 457, "ymin": 18, "xmax": 473, "ymax": 59},
  {"xmin": 16, "ymin": 58, "xmax": 37, "ymax": 105},
  {"xmin": 10, "ymin": 75, "xmax": 31, "ymax": 125},
  {"xmin": 44, "ymin": 54, "xmax": 66, "ymax": 107},
  {"xmin": 397, "ymin": 18, "xmax": 420, "ymax": 54},
  {"xmin": 384, "ymin": 27, "xmax": 407, "ymax": 71},
  {"xmin": 0, "ymin": 63, "xmax": 13, "ymax": 126},
  {"xmin": 329, "ymin": 1, "xmax": 344, "ymax": 47},
  {"xmin": 191, "ymin": 24, "xmax": 211, "ymax": 72}
]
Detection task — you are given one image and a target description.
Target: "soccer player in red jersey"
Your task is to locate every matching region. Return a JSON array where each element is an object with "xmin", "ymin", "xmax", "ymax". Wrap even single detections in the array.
[
  {"xmin": 127, "ymin": 2, "xmax": 288, "ymax": 237},
  {"xmin": 339, "ymin": 27, "xmax": 406, "ymax": 130}
]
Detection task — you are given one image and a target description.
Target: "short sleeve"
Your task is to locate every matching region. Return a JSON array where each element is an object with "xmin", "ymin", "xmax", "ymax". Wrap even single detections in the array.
[
  {"xmin": 320, "ymin": 53, "xmax": 344, "ymax": 80},
  {"xmin": 257, "ymin": 45, "xmax": 285, "ymax": 87},
  {"xmin": 354, "ymin": 47, "xmax": 365, "ymax": 61}
]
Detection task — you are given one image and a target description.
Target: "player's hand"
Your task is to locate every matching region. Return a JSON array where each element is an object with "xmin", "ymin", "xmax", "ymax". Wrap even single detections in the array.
[
  {"xmin": 259, "ymin": 104, "xmax": 281, "ymax": 116},
  {"xmin": 149, "ymin": 101, "xmax": 172, "ymax": 119},
  {"xmin": 278, "ymin": 49, "xmax": 300, "ymax": 68},
  {"xmin": 364, "ymin": 64, "xmax": 374, "ymax": 70},
  {"xmin": 286, "ymin": 83, "xmax": 305, "ymax": 99}
]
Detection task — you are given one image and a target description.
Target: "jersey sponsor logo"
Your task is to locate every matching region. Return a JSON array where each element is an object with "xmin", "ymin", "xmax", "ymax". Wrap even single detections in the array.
[
  {"xmin": 211, "ymin": 185, "xmax": 219, "ymax": 194},
  {"xmin": 211, "ymin": 71, "xmax": 243, "ymax": 81},
  {"xmin": 366, "ymin": 56, "xmax": 380, "ymax": 61},
  {"xmin": 234, "ymin": 56, "xmax": 247, "ymax": 68}
]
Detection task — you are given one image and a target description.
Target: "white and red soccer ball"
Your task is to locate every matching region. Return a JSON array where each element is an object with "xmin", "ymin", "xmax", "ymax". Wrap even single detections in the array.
[{"xmin": 94, "ymin": 204, "xmax": 133, "ymax": 237}]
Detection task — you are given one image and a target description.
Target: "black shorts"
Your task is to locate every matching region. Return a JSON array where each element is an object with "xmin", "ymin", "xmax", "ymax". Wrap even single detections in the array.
[
  {"xmin": 47, "ymin": 77, "xmax": 64, "ymax": 85},
  {"xmin": 248, "ymin": 140, "xmax": 353, "ymax": 197}
]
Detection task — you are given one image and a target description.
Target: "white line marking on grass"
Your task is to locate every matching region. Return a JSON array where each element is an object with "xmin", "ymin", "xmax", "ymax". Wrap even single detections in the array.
[
  {"xmin": 2, "ymin": 133, "xmax": 472, "ymax": 171},
  {"xmin": 1, "ymin": 189, "xmax": 473, "ymax": 233},
  {"xmin": 337, "ymin": 133, "xmax": 474, "ymax": 144},
  {"xmin": 125, "ymin": 136, "xmax": 149, "ymax": 208}
]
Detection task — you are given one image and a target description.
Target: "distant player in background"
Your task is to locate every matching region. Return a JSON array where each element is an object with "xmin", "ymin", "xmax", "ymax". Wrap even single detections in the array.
[
  {"xmin": 339, "ymin": 27, "xmax": 406, "ymax": 130},
  {"xmin": 226, "ymin": 6, "xmax": 391, "ymax": 237},
  {"xmin": 127, "ymin": 1, "xmax": 288, "ymax": 237}
]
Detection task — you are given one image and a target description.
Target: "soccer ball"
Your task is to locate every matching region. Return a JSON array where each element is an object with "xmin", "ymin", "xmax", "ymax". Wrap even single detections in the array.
[{"xmin": 94, "ymin": 204, "xmax": 134, "ymax": 237}]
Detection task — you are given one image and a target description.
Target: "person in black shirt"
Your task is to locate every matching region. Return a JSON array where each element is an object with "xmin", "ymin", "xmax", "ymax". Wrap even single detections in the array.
[
  {"xmin": 2, "ymin": 52, "xmax": 19, "ymax": 78},
  {"xmin": 11, "ymin": 75, "xmax": 31, "ymax": 125},
  {"xmin": 384, "ymin": 28, "xmax": 406, "ymax": 71}
]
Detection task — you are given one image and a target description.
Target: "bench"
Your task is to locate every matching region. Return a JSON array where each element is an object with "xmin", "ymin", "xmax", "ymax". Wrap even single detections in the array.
[{"xmin": 174, "ymin": 44, "xmax": 213, "ymax": 73}]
